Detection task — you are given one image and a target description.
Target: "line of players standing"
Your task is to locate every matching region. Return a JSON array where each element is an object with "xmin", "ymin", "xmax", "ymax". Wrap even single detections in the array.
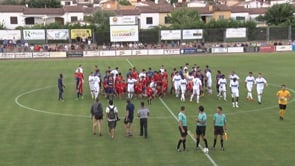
[{"xmin": 74, "ymin": 63, "xmax": 268, "ymax": 108}]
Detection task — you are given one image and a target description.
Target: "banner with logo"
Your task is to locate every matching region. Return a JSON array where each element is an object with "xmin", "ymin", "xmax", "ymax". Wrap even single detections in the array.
[
  {"xmin": 225, "ymin": 28, "xmax": 246, "ymax": 38},
  {"xmin": 110, "ymin": 25, "xmax": 139, "ymax": 42},
  {"xmin": 47, "ymin": 29, "xmax": 69, "ymax": 40},
  {"xmin": 160, "ymin": 30, "xmax": 181, "ymax": 40},
  {"xmin": 70, "ymin": 29, "xmax": 92, "ymax": 39},
  {"xmin": 0, "ymin": 30, "xmax": 21, "ymax": 40},
  {"xmin": 182, "ymin": 29, "xmax": 203, "ymax": 40},
  {"xmin": 110, "ymin": 16, "xmax": 137, "ymax": 25},
  {"xmin": 23, "ymin": 29, "xmax": 45, "ymax": 40}
]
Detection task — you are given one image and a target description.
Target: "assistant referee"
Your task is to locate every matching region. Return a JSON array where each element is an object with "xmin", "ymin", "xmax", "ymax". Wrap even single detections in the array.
[{"xmin": 196, "ymin": 105, "xmax": 209, "ymax": 151}]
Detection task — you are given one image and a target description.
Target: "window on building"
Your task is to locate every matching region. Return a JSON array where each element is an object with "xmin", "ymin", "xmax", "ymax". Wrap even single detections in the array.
[
  {"xmin": 65, "ymin": 2, "xmax": 71, "ymax": 5},
  {"xmin": 146, "ymin": 17, "xmax": 153, "ymax": 24},
  {"xmin": 236, "ymin": 16, "xmax": 245, "ymax": 22},
  {"xmin": 71, "ymin": 16, "xmax": 78, "ymax": 22},
  {"xmin": 10, "ymin": 17, "xmax": 18, "ymax": 24},
  {"xmin": 218, "ymin": 15, "xmax": 224, "ymax": 20},
  {"xmin": 164, "ymin": 16, "xmax": 171, "ymax": 24}
]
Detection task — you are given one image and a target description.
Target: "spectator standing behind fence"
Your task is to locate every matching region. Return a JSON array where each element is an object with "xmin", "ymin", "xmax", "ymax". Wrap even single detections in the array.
[{"xmin": 138, "ymin": 101, "xmax": 149, "ymax": 139}]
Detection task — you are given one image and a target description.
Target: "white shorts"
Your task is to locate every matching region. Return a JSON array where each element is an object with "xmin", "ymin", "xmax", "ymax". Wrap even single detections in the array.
[
  {"xmin": 93, "ymin": 85, "xmax": 100, "ymax": 93},
  {"xmin": 257, "ymin": 88, "xmax": 264, "ymax": 94},
  {"xmin": 181, "ymin": 87, "xmax": 186, "ymax": 94},
  {"xmin": 192, "ymin": 88, "xmax": 200, "ymax": 96},
  {"xmin": 89, "ymin": 84, "xmax": 95, "ymax": 91},
  {"xmin": 247, "ymin": 85, "xmax": 253, "ymax": 92},
  {"xmin": 128, "ymin": 86, "xmax": 134, "ymax": 93},
  {"xmin": 174, "ymin": 83, "xmax": 180, "ymax": 91},
  {"xmin": 207, "ymin": 80, "xmax": 212, "ymax": 88},
  {"xmin": 231, "ymin": 91, "xmax": 239, "ymax": 97},
  {"xmin": 219, "ymin": 86, "xmax": 226, "ymax": 92}
]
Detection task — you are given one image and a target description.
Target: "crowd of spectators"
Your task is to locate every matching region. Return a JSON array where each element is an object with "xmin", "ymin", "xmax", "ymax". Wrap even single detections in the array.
[{"xmin": 0, "ymin": 39, "xmax": 293, "ymax": 53}]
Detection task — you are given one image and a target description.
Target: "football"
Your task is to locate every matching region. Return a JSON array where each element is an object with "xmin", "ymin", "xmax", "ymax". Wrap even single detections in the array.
[{"xmin": 203, "ymin": 148, "xmax": 209, "ymax": 153}]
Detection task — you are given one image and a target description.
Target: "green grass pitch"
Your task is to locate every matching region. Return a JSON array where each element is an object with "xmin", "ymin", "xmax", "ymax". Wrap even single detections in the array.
[{"xmin": 1, "ymin": 53, "xmax": 295, "ymax": 166}]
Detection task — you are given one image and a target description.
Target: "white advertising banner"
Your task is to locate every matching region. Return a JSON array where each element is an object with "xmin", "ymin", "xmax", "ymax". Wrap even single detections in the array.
[
  {"xmin": 50, "ymin": 52, "xmax": 67, "ymax": 58},
  {"xmin": 100, "ymin": 50, "xmax": 116, "ymax": 56},
  {"xmin": 275, "ymin": 45, "xmax": 292, "ymax": 52},
  {"xmin": 110, "ymin": 16, "xmax": 137, "ymax": 25},
  {"xmin": 32, "ymin": 52, "xmax": 50, "ymax": 58},
  {"xmin": 164, "ymin": 49, "xmax": 180, "ymax": 55},
  {"xmin": 110, "ymin": 25, "xmax": 139, "ymax": 42},
  {"xmin": 83, "ymin": 51, "xmax": 100, "ymax": 57},
  {"xmin": 0, "ymin": 53, "xmax": 15, "ymax": 59},
  {"xmin": 116, "ymin": 50, "xmax": 132, "ymax": 56},
  {"xmin": 148, "ymin": 49, "xmax": 164, "ymax": 55},
  {"xmin": 227, "ymin": 47, "xmax": 244, "ymax": 53},
  {"xmin": 182, "ymin": 29, "xmax": 203, "ymax": 40},
  {"xmin": 211, "ymin": 47, "xmax": 228, "ymax": 53},
  {"xmin": 0, "ymin": 30, "xmax": 21, "ymax": 40},
  {"xmin": 132, "ymin": 50, "xmax": 148, "ymax": 56},
  {"xmin": 160, "ymin": 30, "xmax": 181, "ymax": 40},
  {"xmin": 47, "ymin": 29, "xmax": 69, "ymax": 40},
  {"xmin": 225, "ymin": 28, "xmax": 246, "ymax": 38},
  {"xmin": 14, "ymin": 52, "xmax": 33, "ymax": 59},
  {"xmin": 23, "ymin": 29, "xmax": 45, "ymax": 40}
]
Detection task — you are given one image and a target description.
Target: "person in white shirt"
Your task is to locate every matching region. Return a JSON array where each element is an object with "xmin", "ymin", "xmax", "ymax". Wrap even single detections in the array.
[
  {"xmin": 255, "ymin": 73, "xmax": 268, "ymax": 104},
  {"xmin": 127, "ymin": 75, "xmax": 137, "ymax": 99},
  {"xmin": 180, "ymin": 76, "xmax": 187, "ymax": 102},
  {"xmin": 88, "ymin": 72, "xmax": 95, "ymax": 99},
  {"xmin": 218, "ymin": 75, "xmax": 227, "ymax": 101},
  {"xmin": 229, "ymin": 71, "xmax": 239, "ymax": 81},
  {"xmin": 159, "ymin": 65, "xmax": 165, "ymax": 74},
  {"xmin": 245, "ymin": 72, "xmax": 255, "ymax": 101},
  {"xmin": 110, "ymin": 67, "xmax": 119, "ymax": 80},
  {"xmin": 93, "ymin": 74, "xmax": 100, "ymax": 100},
  {"xmin": 75, "ymin": 64, "xmax": 83, "ymax": 74},
  {"xmin": 205, "ymin": 70, "xmax": 213, "ymax": 95},
  {"xmin": 106, "ymin": 100, "xmax": 119, "ymax": 139},
  {"xmin": 190, "ymin": 76, "xmax": 202, "ymax": 103},
  {"xmin": 230, "ymin": 77, "xmax": 239, "ymax": 108},
  {"xmin": 138, "ymin": 69, "xmax": 147, "ymax": 79},
  {"xmin": 172, "ymin": 72, "xmax": 182, "ymax": 98}
]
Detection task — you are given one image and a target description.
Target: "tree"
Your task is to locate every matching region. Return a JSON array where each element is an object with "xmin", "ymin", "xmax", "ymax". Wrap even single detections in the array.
[
  {"xmin": 167, "ymin": 8, "xmax": 204, "ymax": 29},
  {"xmin": 28, "ymin": 0, "xmax": 61, "ymax": 8},
  {"xmin": 86, "ymin": 9, "xmax": 115, "ymax": 30},
  {"xmin": 256, "ymin": 3, "xmax": 295, "ymax": 25}
]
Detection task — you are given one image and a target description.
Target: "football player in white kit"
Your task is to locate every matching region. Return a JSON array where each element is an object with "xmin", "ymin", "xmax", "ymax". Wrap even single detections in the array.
[
  {"xmin": 230, "ymin": 77, "xmax": 239, "ymax": 108},
  {"xmin": 93, "ymin": 73, "xmax": 100, "ymax": 100},
  {"xmin": 205, "ymin": 69, "xmax": 213, "ymax": 95},
  {"xmin": 229, "ymin": 71, "xmax": 240, "ymax": 81},
  {"xmin": 255, "ymin": 73, "xmax": 268, "ymax": 104},
  {"xmin": 190, "ymin": 76, "xmax": 202, "ymax": 103},
  {"xmin": 172, "ymin": 72, "xmax": 181, "ymax": 98},
  {"xmin": 88, "ymin": 72, "xmax": 95, "ymax": 99},
  {"xmin": 245, "ymin": 72, "xmax": 255, "ymax": 101},
  {"xmin": 127, "ymin": 75, "xmax": 137, "ymax": 99},
  {"xmin": 180, "ymin": 76, "xmax": 187, "ymax": 102},
  {"xmin": 218, "ymin": 74, "xmax": 227, "ymax": 101}
]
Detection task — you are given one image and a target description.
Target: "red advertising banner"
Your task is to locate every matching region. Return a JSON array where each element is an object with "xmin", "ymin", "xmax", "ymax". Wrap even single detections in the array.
[{"xmin": 259, "ymin": 46, "xmax": 275, "ymax": 53}]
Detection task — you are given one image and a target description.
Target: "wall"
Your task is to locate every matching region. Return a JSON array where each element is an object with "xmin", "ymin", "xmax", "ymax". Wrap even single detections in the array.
[{"xmin": 139, "ymin": 13, "xmax": 159, "ymax": 29}]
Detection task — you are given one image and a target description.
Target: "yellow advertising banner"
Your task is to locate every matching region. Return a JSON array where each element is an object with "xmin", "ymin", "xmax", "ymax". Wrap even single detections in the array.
[{"xmin": 70, "ymin": 29, "xmax": 92, "ymax": 39}]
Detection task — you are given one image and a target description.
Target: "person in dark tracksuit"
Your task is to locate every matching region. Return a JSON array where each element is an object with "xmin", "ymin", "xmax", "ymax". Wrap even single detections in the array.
[
  {"xmin": 137, "ymin": 102, "xmax": 149, "ymax": 139},
  {"xmin": 58, "ymin": 73, "xmax": 65, "ymax": 101}
]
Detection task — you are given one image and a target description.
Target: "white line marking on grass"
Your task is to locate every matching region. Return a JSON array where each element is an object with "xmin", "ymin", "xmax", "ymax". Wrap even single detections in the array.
[
  {"xmin": 126, "ymin": 57, "xmax": 218, "ymax": 166},
  {"xmin": 15, "ymin": 86, "xmax": 89, "ymax": 118},
  {"xmin": 159, "ymin": 98, "xmax": 218, "ymax": 166},
  {"xmin": 126, "ymin": 58, "xmax": 134, "ymax": 68},
  {"xmin": 15, "ymin": 86, "xmax": 173, "ymax": 120}
]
